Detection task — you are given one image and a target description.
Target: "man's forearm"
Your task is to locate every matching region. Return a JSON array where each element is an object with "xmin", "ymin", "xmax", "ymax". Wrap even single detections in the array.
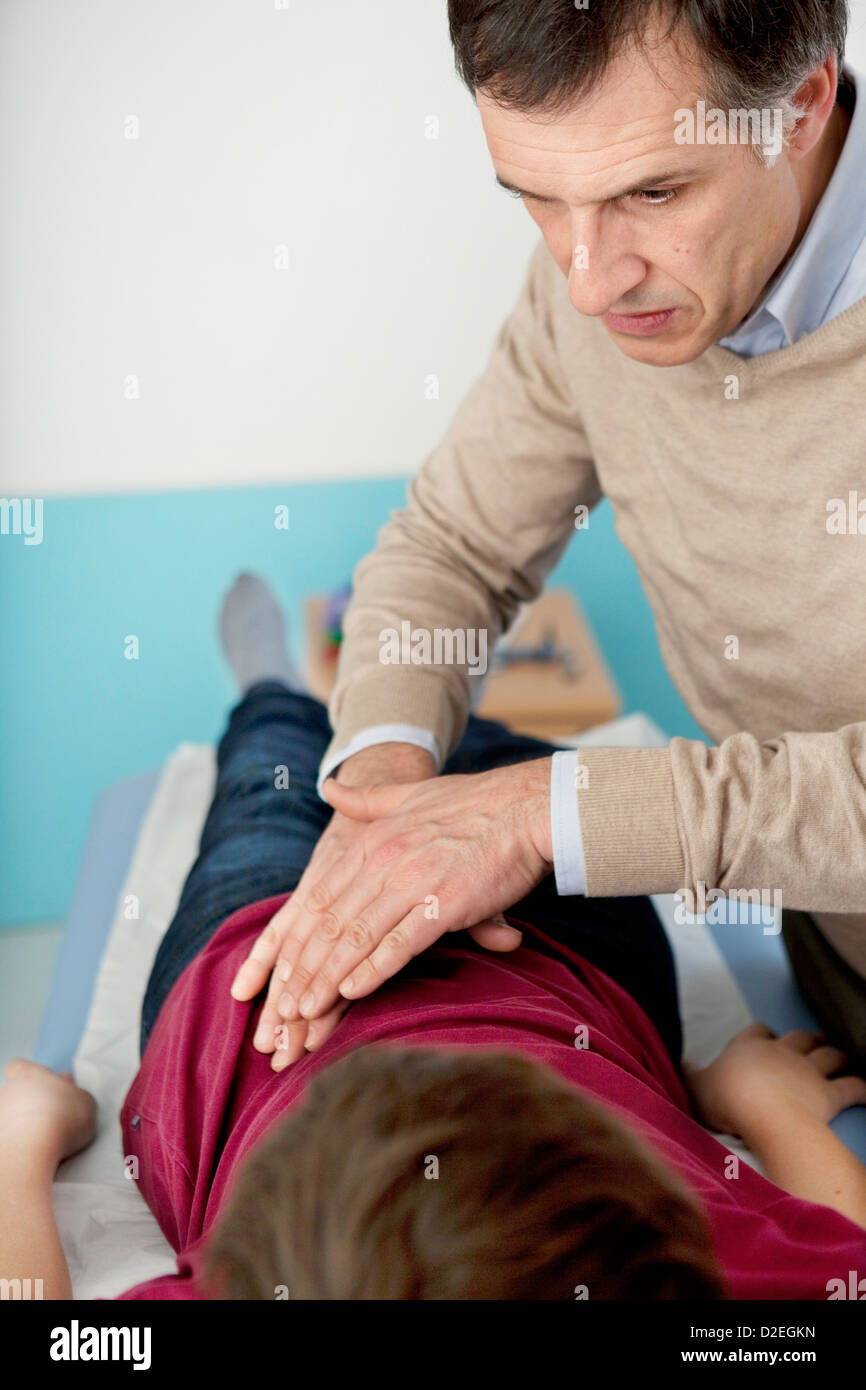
[{"xmin": 334, "ymin": 742, "xmax": 436, "ymax": 788}]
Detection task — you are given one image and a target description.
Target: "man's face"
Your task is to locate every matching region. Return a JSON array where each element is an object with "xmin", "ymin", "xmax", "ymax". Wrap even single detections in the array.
[{"xmin": 477, "ymin": 28, "xmax": 805, "ymax": 366}]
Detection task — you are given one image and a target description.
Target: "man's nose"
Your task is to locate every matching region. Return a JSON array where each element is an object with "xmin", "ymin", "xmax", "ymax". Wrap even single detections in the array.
[{"xmin": 565, "ymin": 215, "xmax": 649, "ymax": 318}]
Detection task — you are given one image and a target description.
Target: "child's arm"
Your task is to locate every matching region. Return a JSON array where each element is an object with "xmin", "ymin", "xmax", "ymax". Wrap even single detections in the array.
[
  {"xmin": 0, "ymin": 1059, "xmax": 97, "ymax": 1299},
  {"xmin": 684, "ymin": 1023, "xmax": 866, "ymax": 1229},
  {"xmin": 738, "ymin": 1107, "xmax": 866, "ymax": 1227}
]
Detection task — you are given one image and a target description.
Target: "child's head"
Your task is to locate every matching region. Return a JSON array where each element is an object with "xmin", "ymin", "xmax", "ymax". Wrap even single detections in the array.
[{"xmin": 204, "ymin": 1045, "xmax": 725, "ymax": 1300}]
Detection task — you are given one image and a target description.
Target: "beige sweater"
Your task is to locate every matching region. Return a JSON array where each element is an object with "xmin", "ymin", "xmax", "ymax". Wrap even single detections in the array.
[{"xmin": 325, "ymin": 239, "xmax": 866, "ymax": 977}]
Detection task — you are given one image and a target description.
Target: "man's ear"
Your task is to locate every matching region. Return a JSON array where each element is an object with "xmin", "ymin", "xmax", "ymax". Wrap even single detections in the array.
[{"xmin": 786, "ymin": 53, "xmax": 841, "ymax": 160}]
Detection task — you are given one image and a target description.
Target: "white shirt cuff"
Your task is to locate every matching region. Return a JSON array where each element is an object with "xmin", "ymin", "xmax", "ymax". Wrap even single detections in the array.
[
  {"xmin": 317, "ymin": 724, "xmax": 442, "ymax": 798},
  {"xmin": 550, "ymin": 750, "xmax": 587, "ymax": 895}
]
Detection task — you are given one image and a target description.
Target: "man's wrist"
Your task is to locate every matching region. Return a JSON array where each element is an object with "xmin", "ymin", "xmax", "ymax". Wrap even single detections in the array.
[
  {"xmin": 515, "ymin": 756, "xmax": 554, "ymax": 865},
  {"xmin": 334, "ymin": 742, "xmax": 437, "ymax": 788}
]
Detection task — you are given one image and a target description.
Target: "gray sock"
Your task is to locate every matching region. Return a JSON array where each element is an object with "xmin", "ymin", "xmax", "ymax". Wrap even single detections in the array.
[{"xmin": 219, "ymin": 573, "xmax": 306, "ymax": 695}]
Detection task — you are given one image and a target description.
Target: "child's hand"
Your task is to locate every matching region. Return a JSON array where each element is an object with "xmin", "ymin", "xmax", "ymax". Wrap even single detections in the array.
[
  {"xmin": 0, "ymin": 1059, "xmax": 97, "ymax": 1169},
  {"xmin": 682, "ymin": 1022, "xmax": 866, "ymax": 1140}
]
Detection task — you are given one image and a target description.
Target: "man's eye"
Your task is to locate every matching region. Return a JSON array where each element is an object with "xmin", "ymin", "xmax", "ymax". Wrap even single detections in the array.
[{"xmin": 633, "ymin": 187, "xmax": 680, "ymax": 205}]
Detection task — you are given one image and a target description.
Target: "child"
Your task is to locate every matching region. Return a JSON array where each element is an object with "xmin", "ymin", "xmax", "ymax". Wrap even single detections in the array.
[{"xmin": 1, "ymin": 577, "xmax": 864, "ymax": 1300}]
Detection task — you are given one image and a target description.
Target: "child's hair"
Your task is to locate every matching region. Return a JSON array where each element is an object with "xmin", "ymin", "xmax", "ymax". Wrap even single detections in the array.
[{"xmin": 203, "ymin": 1045, "xmax": 726, "ymax": 1300}]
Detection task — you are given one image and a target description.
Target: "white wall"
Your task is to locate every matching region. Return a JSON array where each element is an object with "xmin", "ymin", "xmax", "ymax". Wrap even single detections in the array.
[{"xmin": 3, "ymin": 0, "xmax": 866, "ymax": 498}]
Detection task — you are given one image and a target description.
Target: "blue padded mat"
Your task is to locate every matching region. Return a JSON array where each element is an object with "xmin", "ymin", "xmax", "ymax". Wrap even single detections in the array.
[
  {"xmin": 37, "ymin": 770, "xmax": 866, "ymax": 1161},
  {"xmin": 34, "ymin": 770, "xmax": 160, "ymax": 1072}
]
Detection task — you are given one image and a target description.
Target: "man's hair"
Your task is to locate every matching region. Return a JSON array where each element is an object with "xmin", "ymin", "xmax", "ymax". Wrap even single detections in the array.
[
  {"xmin": 204, "ymin": 1046, "xmax": 726, "ymax": 1300},
  {"xmin": 448, "ymin": 0, "xmax": 851, "ymax": 164}
]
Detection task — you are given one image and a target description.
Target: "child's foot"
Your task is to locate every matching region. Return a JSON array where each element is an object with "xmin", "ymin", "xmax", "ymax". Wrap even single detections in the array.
[{"xmin": 219, "ymin": 573, "xmax": 306, "ymax": 695}]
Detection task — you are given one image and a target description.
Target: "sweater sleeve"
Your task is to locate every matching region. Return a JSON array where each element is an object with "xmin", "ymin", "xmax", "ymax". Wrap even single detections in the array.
[
  {"xmin": 321, "ymin": 238, "xmax": 602, "ymax": 773},
  {"xmin": 575, "ymin": 725, "xmax": 866, "ymax": 917}
]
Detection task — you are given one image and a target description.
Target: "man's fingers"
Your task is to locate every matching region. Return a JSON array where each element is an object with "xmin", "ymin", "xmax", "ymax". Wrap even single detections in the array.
[
  {"xmin": 242, "ymin": 836, "xmax": 366, "ymax": 1040},
  {"xmin": 270, "ymin": 1000, "xmax": 350, "ymax": 1071},
  {"xmin": 230, "ymin": 911, "xmax": 294, "ymax": 1001},
  {"xmin": 303, "ymin": 1000, "xmax": 350, "ymax": 1053},
  {"xmin": 269, "ymin": 1018, "xmax": 309, "ymax": 1070},
  {"xmin": 231, "ymin": 816, "xmax": 359, "ymax": 1003},
  {"xmin": 253, "ymin": 985, "xmax": 297, "ymax": 1052},
  {"xmin": 250, "ymin": 891, "xmax": 325, "ymax": 1048},
  {"xmin": 290, "ymin": 883, "xmax": 510, "ymax": 1022},
  {"xmin": 271, "ymin": 825, "xmax": 403, "ymax": 1019},
  {"xmin": 284, "ymin": 884, "xmax": 391, "ymax": 1020},
  {"xmin": 292, "ymin": 876, "xmax": 443, "ymax": 1019},
  {"xmin": 468, "ymin": 918, "xmax": 523, "ymax": 952},
  {"xmin": 338, "ymin": 902, "xmax": 443, "ymax": 1001},
  {"xmin": 270, "ymin": 843, "xmax": 377, "ymax": 1020}
]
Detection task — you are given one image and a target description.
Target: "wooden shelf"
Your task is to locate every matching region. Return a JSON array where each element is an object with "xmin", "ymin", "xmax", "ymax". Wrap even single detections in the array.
[{"xmin": 304, "ymin": 588, "xmax": 621, "ymax": 741}]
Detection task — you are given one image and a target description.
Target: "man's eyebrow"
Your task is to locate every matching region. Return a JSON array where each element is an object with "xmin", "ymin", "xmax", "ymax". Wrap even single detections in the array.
[
  {"xmin": 494, "ymin": 167, "xmax": 703, "ymax": 203},
  {"xmin": 495, "ymin": 173, "xmax": 558, "ymax": 203}
]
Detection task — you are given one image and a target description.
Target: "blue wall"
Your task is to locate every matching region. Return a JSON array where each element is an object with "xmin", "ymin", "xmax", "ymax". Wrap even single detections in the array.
[{"xmin": 0, "ymin": 482, "xmax": 705, "ymax": 925}]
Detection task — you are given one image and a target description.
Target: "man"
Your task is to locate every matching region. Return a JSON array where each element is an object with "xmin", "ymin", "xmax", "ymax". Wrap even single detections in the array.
[
  {"xmin": 2, "ymin": 582, "xmax": 864, "ymax": 1300},
  {"xmin": 230, "ymin": 2, "xmax": 866, "ymax": 1066}
]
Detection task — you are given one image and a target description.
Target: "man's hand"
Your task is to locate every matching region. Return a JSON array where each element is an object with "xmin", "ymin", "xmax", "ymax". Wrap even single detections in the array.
[
  {"xmin": 266, "ymin": 756, "xmax": 553, "ymax": 1029},
  {"xmin": 230, "ymin": 743, "xmax": 526, "ymax": 1071}
]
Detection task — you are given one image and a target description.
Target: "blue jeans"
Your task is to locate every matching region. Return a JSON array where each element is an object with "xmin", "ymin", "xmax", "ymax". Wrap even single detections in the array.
[{"xmin": 140, "ymin": 681, "xmax": 682, "ymax": 1062}]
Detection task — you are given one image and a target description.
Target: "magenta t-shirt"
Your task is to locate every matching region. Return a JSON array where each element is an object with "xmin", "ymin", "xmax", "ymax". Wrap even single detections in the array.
[{"xmin": 115, "ymin": 893, "xmax": 865, "ymax": 1300}]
